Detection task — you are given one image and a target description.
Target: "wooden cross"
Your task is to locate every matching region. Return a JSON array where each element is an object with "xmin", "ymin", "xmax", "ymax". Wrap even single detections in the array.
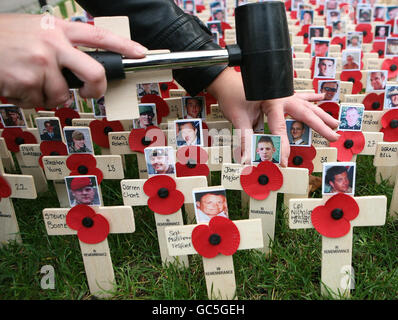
[
  {"xmin": 0, "ymin": 159, "xmax": 37, "ymax": 245},
  {"xmin": 121, "ymin": 174, "xmax": 208, "ymax": 266},
  {"xmin": 288, "ymin": 194, "xmax": 387, "ymax": 298},
  {"xmin": 221, "ymin": 162, "xmax": 309, "ymax": 255},
  {"xmin": 42, "ymin": 204, "xmax": 135, "ymax": 298},
  {"xmin": 164, "ymin": 217, "xmax": 264, "ymax": 300}
]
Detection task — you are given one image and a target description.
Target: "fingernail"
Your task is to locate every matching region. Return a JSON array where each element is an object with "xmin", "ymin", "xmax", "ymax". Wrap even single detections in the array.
[{"xmin": 136, "ymin": 45, "xmax": 148, "ymax": 55}]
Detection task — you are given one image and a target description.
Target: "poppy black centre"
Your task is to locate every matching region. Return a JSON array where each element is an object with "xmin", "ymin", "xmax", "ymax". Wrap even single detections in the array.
[
  {"xmin": 78, "ymin": 165, "xmax": 89, "ymax": 174},
  {"xmin": 303, "ymin": 33, "xmax": 308, "ymax": 39},
  {"xmin": 331, "ymin": 208, "xmax": 344, "ymax": 220},
  {"xmin": 372, "ymin": 102, "xmax": 380, "ymax": 110},
  {"xmin": 390, "ymin": 64, "xmax": 397, "ymax": 72},
  {"xmin": 209, "ymin": 233, "xmax": 221, "ymax": 245},
  {"xmin": 141, "ymin": 136, "xmax": 152, "ymax": 146},
  {"xmin": 390, "ymin": 119, "xmax": 398, "ymax": 129},
  {"xmin": 157, "ymin": 188, "xmax": 169, "ymax": 198},
  {"xmin": 82, "ymin": 217, "xmax": 94, "ymax": 228},
  {"xmin": 50, "ymin": 151, "xmax": 60, "ymax": 156},
  {"xmin": 186, "ymin": 159, "xmax": 197, "ymax": 169},
  {"xmin": 293, "ymin": 156, "xmax": 303, "ymax": 166},
  {"xmin": 377, "ymin": 49, "xmax": 383, "ymax": 57},
  {"xmin": 15, "ymin": 137, "xmax": 25, "ymax": 145},
  {"xmin": 258, "ymin": 174, "xmax": 269, "ymax": 185},
  {"xmin": 160, "ymin": 83, "xmax": 168, "ymax": 91},
  {"xmin": 103, "ymin": 126, "xmax": 113, "ymax": 135},
  {"xmin": 65, "ymin": 118, "xmax": 73, "ymax": 126},
  {"xmin": 363, "ymin": 31, "xmax": 367, "ymax": 37},
  {"xmin": 344, "ymin": 139, "xmax": 354, "ymax": 149},
  {"xmin": 348, "ymin": 77, "xmax": 355, "ymax": 83}
]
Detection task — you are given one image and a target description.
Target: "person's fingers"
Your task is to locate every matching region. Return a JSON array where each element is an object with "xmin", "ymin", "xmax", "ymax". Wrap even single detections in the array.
[
  {"xmin": 294, "ymin": 92, "xmax": 326, "ymax": 102},
  {"xmin": 302, "ymin": 99, "xmax": 339, "ymax": 129},
  {"xmin": 58, "ymin": 46, "xmax": 106, "ymax": 99},
  {"xmin": 62, "ymin": 21, "xmax": 148, "ymax": 58},
  {"xmin": 265, "ymin": 105, "xmax": 290, "ymax": 167}
]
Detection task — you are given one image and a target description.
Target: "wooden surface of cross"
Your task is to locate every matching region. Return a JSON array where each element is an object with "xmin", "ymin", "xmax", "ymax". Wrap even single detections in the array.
[
  {"xmin": 42, "ymin": 205, "xmax": 135, "ymax": 298},
  {"xmin": 288, "ymin": 194, "xmax": 387, "ymax": 298},
  {"xmin": 164, "ymin": 218, "xmax": 263, "ymax": 300},
  {"xmin": 221, "ymin": 162, "xmax": 309, "ymax": 255}
]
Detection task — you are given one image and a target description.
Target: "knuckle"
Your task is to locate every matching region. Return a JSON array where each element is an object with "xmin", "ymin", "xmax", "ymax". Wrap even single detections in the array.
[{"xmin": 91, "ymin": 26, "xmax": 108, "ymax": 44}]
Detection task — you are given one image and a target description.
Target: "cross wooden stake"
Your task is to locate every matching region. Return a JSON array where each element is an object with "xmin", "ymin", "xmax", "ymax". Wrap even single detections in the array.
[
  {"xmin": 42, "ymin": 205, "xmax": 135, "ymax": 298},
  {"xmin": 288, "ymin": 194, "xmax": 387, "ymax": 298},
  {"xmin": 221, "ymin": 163, "xmax": 309, "ymax": 255},
  {"xmin": 374, "ymin": 141, "xmax": 398, "ymax": 218},
  {"xmin": 121, "ymin": 175, "xmax": 208, "ymax": 266},
  {"xmin": 164, "ymin": 218, "xmax": 263, "ymax": 300},
  {"xmin": 0, "ymin": 161, "xmax": 37, "ymax": 245}
]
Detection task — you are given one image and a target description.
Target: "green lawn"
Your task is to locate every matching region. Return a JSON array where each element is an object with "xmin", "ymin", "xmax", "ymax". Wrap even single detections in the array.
[{"xmin": 0, "ymin": 153, "xmax": 397, "ymax": 300}]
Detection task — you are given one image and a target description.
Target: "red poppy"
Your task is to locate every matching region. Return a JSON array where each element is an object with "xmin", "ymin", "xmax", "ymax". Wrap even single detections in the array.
[
  {"xmin": 288, "ymin": 145, "xmax": 317, "ymax": 174},
  {"xmin": 89, "ymin": 118, "xmax": 124, "ymax": 149},
  {"xmin": 175, "ymin": 145, "xmax": 209, "ymax": 177},
  {"xmin": 296, "ymin": 25, "xmax": 310, "ymax": 44},
  {"xmin": 318, "ymin": 102, "xmax": 340, "ymax": 120},
  {"xmin": 38, "ymin": 141, "xmax": 68, "ymax": 168},
  {"xmin": 192, "ymin": 216, "xmax": 240, "ymax": 259},
  {"xmin": 311, "ymin": 193, "xmax": 359, "ymax": 238},
  {"xmin": 382, "ymin": 57, "xmax": 398, "ymax": 80},
  {"xmin": 355, "ymin": 24, "xmax": 373, "ymax": 43},
  {"xmin": 66, "ymin": 204, "xmax": 110, "ymax": 244},
  {"xmin": 143, "ymin": 175, "xmax": 184, "ymax": 214},
  {"xmin": 340, "ymin": 71, "xmax": 363, "ymax": 94},
  {"xmin": 240, "ymin": 161, "xmax": 283, "ymax": 200},
  {"xmin": 315, "ymin": 5, "xmax": 324, "ymax": 16},
  {"xmin": 290, "ymin": 10, "xmax": 297, "ymax": 20},
  {"xmin": 284, "ymin": 0, "xmax": 291, "ymax": 11},
  {"xmin": 380, "ymin": 109, "xmax": 398, "ymax": 142},
  {"xmin": 141, "ymin": 94, "xmax": 169, "ymax": 124},
  {"xmin": 372, "ymin": 41, "xmax": 385, "ymax": 58},
  {"xmin": 55, "ymin": 107, "xmax": 80, "ymax": 127},
  {"xmin": 128, "ymin": 125, "xmax": 166, "ymax": 153},
  {"xmin": 331, "ymin": 36, "xmax": 346, "ymax": 51},
  {"xmin": 329, "ymin": 131, "xmax": 365, "ymax": 161},
  {"xmin": 159, "ymin": 81, "xmax": 179, "ymax": 99},
  {"xmin": 0, "ymin": 175, "xmax": 12, "ymax": 199},
  {"xmin": 1, "ymin": 128, "xmax": 37, "ymax": 153},
  {"xmin": 362, "ymin": 92, "xmax": 385, "ymax": 111},
  {"xmin": 196, "ymin": 4, "xmax": 205, "ymax": 13},
  {"xmin": 66, "ymin": 154, "xmax": 104, "ymax": 184}
]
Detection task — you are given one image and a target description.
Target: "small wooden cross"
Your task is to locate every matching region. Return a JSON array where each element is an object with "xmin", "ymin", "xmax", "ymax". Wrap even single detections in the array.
[
  {"xmin": 42, "ymin": 204, "xmax": 135, "ymax": 298},
  {"xmin": 221, "ymin": 162, "xmax": 309, "ymax": 255},
  {"xmin": 164, "ymin": 217, "xmax": 264, "ymax": 300},
  {"xmin": 288, "ymin": 194, "xmax": 387, "ymax": 298}
]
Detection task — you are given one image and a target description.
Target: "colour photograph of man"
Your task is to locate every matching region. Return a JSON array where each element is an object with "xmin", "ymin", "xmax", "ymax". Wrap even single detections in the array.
[
  {"xmin": 252, "ymin": 134, "xmax": 281, "ymax": 164},
  {"xmin": 145, "ymin": 146, "xmax": 175, "ymax": 175},
  {"xmin": 338, "ymin": 105, "xmax": 364, "ymax": 131},
  {"xmin": 323, "ymin": 163, "xmax": 355, "ymax": 195},
  {"xmin": 346, "ymin": 32, "xmax": 362, "ymax": 49},
  {"xmin": 0, "ymin": 105, "xmax": 27, "ymax": 128},
  {"xmin": 66, "ymin": 175, "xmax": 101, "ymax": 207},
  {"xmin": 37, "ymin": 118, "xmax": 62, "ymax": 142},
  {"xmin": 175, "ymin": 119, "xmax": 203, "ymax": 147},
  {"xmin": 64, "ymin": 128, "xmax": 93, "ymax": 154},
  {"xmin": 319, "ymin": 80, "xmax": 340, "ymax": 102},
  {"xmin": 137, "ymin": 83, "xmax": 160, "ymax": 98},
  {"xmin": 311, "ymin": 38, "xmax": 330, "ymax": 57},
  {"xmin": 309, "ymin": 26, "xmax": 324, "ymax": 40},
  {"xmin": 374, "ymin": 25, "xmax": 390, "ymax": 40},
  {"xmin": 315, "ymin": 57, "xmax": 336, "ymax": 78},
  {"xmin": 182, "ymin": 96, "xmax": 205, "ymax": 119},
  {"xmin": 93, "ymin": 96, "xmax": 106, "ymax": 118},
  {"xmin": 342, "ymin": 50, "xmax": 360, "ymax": 70},
  {"xmin": 384, "ymin": 86, "xmax": 398, "ymax": 109},
  {"xmin": 385, "ymin": 37, "xmax": 398, "ymax": 56},
  {"xmin": 286, "ymin": 119, "xmax": 311, "ymax": 146},
  {"xmin": 366, "ymin": 71, "xmax": 387, "ymax": 92},
  {"xmin": 193, "ymin": 188, "xmax": 228, "ymax": 223},
  {"xmin": 134, "ymin": 103, "xmax": 157, "ymax": 129}
]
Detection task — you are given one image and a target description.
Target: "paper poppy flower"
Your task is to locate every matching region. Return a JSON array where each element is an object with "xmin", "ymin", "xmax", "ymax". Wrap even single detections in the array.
[
  {"xmin": 380, "ymin": 109, "xmax": 398, "ymax": 142},
  {"xmin": 331, "ymin": 36, "xmax": 346, "ymax": 51},
  {"xmin": 1, "ymin": 128, "xmax": 37, "ymax": 153},
  {"xmin": 55, "ymin": 107, "xmax": 80, "ymax": 127},
  {"xmin": 192, "ymin": 216, "xmax": 240, "ymax": 259},
  {"xmin": 382, "ymin": 57, "xmax": 398, "ymax": 80},
  {"xmin": 159, "ymin": 81, "xmax": 178, "ymax": 99},
  {"xmin": 296, "ymin": 25, "xmax": 310, "ymax": 44},
  {"xmin": 0, "ymin": 96, "xmax": 8, "ymax": 104},
  {"xmin": 315, "ymin": 5, "xmax": 324, "ymax": 16},
  {"xmin": 66, "ymin": 154, "xmax": 103, "ymax": 184},
  {"xmin": 340, "ymin": 71, "xmax": 363, "ymax": 94},
  {"xmin": 372, "ymin": 41, "xmax": 385, "ymax": 58},
  {"xmin": 0, "ymin": 175, "xmax": 12, "ymax": 199},
  {"xmin": 89, "ymin": 118, "xmax": 124, "ymax": 148},
  {"xmin": 66, "ymin": 204, "xmax": 110, "ymax": 244},
  {"xmin": 318, "ymin": 102, "xmax": 340, "ymax": 120},
  {"xmin": 329, "ymin": 131, "xmax": 365, "ymax": 161},
  {"xmin": 38, "ymin": 141, "xmax": 68, "ymax": 168},
  {"xmin": 128, "ymin": 125, "xmax": 166, "ymax": 153},
  {"xmin": 311, "ymin": 193, "xmax": 359, "ymax": 238},
  {"xmin": 176, "ymin": 146, "xmax": 209, "ymax": 177},
  {"xmin": 143, "ymin": 175, "xmax": 184, "ymax": 215},
  {"xmin": 363, "ymin": 92, "xmax": 385, "ymax": 111},
  {"xmin": 240, "ymin": 161, "xmax": 283, "ymax": 200},
  {"xmin": 355, "ymin": 24, "xmax": 373, "ymax": 43},
  {"xmin": 140, "ymin": 94, "xmax": 169, "ymax": 124},
  {"xmin": 288, "ymin": 145, "xmax": 317, "ymax": 174}
]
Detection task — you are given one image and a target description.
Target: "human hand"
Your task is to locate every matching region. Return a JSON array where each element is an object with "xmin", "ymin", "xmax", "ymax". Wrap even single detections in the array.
[
  {"xmin": 0, "ymin": 14, "xmax": 148, "ymax": 109},
  {"xmin": 207, "ymin": 67, "xmax": 340, "ymax": 166}
]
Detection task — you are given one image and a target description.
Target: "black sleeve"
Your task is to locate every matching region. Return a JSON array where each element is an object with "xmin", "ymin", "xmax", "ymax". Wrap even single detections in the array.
[{"xmin": 76, "ymin": 0, "xmax": 227, "ymax": 96}]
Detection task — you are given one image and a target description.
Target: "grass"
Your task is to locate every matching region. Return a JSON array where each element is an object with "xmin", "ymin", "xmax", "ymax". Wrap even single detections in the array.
[{"xmin": 0, "ymin": 152, "xmax": 397, "ymax": 300}]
